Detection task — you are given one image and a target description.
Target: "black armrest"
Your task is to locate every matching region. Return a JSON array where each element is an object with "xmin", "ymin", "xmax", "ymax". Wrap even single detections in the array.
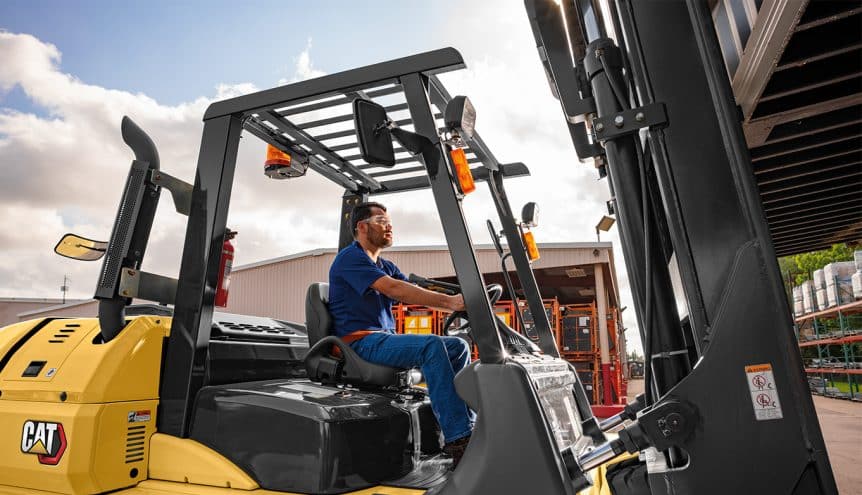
[
  {"xmin": 305, "ymin": 336, "xmax": 345, "ymax": 384},
  {"xmin": 304, "ymin": 335, "xmax": 403, "ymax": 388}
]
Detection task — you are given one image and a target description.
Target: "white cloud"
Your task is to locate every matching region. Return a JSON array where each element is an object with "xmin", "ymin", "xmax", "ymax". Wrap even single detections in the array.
[
  {"xmin": 277, "ymin": 38, "xmax": 326, "ymax": 85},
  {"xmin": 215, "ymin": 83, "xmax": 260, "ymax": 100},
  {"xmin": 295, "ymin": 39, "xmax": 327, "ymax": 81}
]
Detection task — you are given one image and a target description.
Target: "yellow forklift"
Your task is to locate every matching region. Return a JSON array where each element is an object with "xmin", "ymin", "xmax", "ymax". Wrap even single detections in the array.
[
  {"xmin": 0, "ymin": 49, "xmax": 621, "ymax": 495},
  {"xmin": 0, "ymin": 0, "xmax": 841, "ymax": 490}
]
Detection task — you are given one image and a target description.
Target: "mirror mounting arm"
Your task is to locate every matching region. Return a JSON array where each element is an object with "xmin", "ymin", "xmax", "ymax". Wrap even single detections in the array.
[
  {"xmin": 391, "ymin": 127, "xmax": 440, "ymax": 176},
  {"xmin": 390, "ymin": 127, "xmax": 434, "ymax": 155}
]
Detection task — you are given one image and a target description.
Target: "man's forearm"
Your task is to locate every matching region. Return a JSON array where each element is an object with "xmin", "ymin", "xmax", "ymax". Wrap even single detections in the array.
[{"xmin": 376, "ymin": 277, "xmax": 459, "ymax": 311}]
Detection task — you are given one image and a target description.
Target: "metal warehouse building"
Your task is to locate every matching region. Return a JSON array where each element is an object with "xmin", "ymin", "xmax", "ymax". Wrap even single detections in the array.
[
  {"xmin": 223, "ymin": 242, "xmax": 621, "ymax": 324},
  {"xmin": 6, "ymin": 242, "xmax": 622, "ymax": 343}
]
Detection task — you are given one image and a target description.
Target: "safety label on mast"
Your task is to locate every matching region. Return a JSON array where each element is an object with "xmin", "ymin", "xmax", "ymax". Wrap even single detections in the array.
[{"xmin": 745, "ymin": 363, "xmax": 783, "ymax": 421}]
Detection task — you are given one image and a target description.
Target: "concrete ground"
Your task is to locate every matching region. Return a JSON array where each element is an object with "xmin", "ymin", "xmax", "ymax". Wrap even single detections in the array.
[
  {"xmin": 813, "ymin": 395, "xmax": 862, "ymax": 494},
  {"xmin": 625, "ymin": 379, "xmax": 861, "ymax": 494}
]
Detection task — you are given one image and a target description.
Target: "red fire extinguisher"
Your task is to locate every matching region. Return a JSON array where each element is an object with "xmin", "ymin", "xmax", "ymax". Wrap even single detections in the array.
[{"xmin": 215, "ymin": 229, "xmax": 237, "ymax": 308}]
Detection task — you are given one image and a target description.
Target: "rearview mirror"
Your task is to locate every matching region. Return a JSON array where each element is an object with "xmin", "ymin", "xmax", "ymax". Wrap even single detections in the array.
[
  {"xmin": 354, "ymin": 98, "xmax": 395, "ymax": 167},
  {"xmin": 54, "ymin": 233, "xmax": 107, "ymax": 261},
  {"xmin": 522, "ymin": 202, "xmax": 540, "ymax": 228}
]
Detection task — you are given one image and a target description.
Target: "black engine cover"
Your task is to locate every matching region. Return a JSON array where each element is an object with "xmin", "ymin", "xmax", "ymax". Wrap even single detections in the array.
[{"xmin": 190, "ymin": 379, "xmax": 439, "ymax": 494}]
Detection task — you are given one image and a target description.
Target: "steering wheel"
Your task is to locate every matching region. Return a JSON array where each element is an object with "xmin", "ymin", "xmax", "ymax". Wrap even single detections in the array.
[{"xmin": 442, "ymin": 284, "xmax": 503, "ymax": 337}]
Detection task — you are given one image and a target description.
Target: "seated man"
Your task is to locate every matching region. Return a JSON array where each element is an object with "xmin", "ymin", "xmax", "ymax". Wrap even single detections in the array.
[{"xmin": 328, "ymin": 201, "xmax": 474, "ymax": 465}]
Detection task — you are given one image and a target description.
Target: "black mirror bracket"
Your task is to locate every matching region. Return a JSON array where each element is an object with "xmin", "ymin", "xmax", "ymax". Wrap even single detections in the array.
[
  {"xmin": 390, "ymin": 127, "xmax": 434, "ymax": 156},
  {"xmin": 150, "ymin": 170, "xmax": 193, "ymax": 216},
  {"xmin": 118, "ymin": 269, "xmax": 179, "ymax": 306}
]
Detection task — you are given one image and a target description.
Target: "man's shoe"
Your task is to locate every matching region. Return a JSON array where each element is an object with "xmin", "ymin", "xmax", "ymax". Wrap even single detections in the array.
[{"xmin": 443, "ymin": 435, "xmax": 471, "ymax": 468}]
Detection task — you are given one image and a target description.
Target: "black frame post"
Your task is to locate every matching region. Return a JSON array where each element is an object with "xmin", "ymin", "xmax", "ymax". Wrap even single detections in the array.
[
  {"xmin": 159, "ymin": 115, "xmax": 242, "ymax": 437},
  {"xmin": 401, "ymin": 72, "xmax": 506, "ymax": 364}
]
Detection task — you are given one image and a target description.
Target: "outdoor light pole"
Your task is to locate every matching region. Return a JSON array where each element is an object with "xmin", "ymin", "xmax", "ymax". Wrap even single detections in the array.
[
  {"xmin": 61, "ymin": 274, "xmax": 70, "ymax": 304},
  {"xmin": 595, "ymin": 215, "xmax": 616, "ymax": 241}
]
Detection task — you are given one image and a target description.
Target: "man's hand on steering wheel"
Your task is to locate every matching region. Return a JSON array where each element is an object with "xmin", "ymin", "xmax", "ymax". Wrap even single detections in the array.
[
  {"xmin": 442, "ymin": 284, "xmax": 503, "ymax": 337},
  {"xmin": 406, "ymin": 274, "xmax": 502, "ymax": 336}
]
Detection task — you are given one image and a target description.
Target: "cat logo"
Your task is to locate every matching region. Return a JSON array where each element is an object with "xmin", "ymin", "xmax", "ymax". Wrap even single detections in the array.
[{"xmin": 21, "ymin": 420, "xmax": 67, "ymax": 465}]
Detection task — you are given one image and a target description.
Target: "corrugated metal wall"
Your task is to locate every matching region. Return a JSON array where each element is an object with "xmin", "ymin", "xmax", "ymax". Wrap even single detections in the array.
[
  {"xmin": 13, "ymin": 244, "xmax": 617, "ymax": 327},
  {"xmin": 225, "ymin": 244, "xmax": 614, "ymax": 324}
]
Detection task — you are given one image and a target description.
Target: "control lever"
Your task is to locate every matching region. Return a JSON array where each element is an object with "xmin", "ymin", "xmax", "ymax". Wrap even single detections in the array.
[{"xmin": 407, "ymin": 273, "xmax": 461, "ymax": 295}]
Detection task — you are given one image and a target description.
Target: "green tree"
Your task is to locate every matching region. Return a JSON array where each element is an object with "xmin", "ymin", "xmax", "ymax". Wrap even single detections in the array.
[{"xmin": 792, "ymin": 244, "xmax": 855, "ymax": 285}]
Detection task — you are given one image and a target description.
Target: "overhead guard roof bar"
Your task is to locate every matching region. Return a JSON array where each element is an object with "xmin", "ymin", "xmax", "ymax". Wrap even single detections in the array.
[
  {"xmin": 204, "ymin": 49, "xmax": 465, "ymax": 119},
  {"xmin": 205, "ymin": 48, "xmax": 527, "ymax": 196}
]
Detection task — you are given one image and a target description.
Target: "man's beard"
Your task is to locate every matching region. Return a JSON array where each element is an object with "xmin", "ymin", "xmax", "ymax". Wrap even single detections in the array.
[{"xmin": 371, "ymin": 230, "xmax": 393, "ymax": 249}]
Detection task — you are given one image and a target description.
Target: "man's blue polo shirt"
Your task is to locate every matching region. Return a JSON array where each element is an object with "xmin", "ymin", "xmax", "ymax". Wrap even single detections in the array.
[{"xmin": 328, "ymin": 241, "xmax": 407, "ymax": 338}]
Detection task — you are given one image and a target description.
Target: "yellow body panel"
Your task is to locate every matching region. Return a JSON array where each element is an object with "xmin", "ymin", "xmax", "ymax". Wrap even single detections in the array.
[
  {"xmin": 0, "ymin": 317, "xmax": 170, "ymax": 403},
  {"xmin": 148, "ymin": 434, "xmax": 258, "ymax": 490},
  {"xmin": 0, "ymin": 316, "xmax": 169, "ymax": 495},
  {"xmin": 0, "ymin": 399, "xmax": 158, "ymax": 493}
]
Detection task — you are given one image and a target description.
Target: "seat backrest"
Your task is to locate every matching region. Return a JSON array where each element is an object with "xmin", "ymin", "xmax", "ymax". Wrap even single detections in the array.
[{"xmin": 305, "ymin": 283, "xmax": 332, "ymax": 346}]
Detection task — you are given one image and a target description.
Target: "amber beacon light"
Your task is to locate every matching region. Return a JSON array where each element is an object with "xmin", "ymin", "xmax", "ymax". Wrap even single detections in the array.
[
  {"xmin": 449, "ymin": 147, "xmax": 476, "ymax": 194},
  {"xmin": 264, "ymin": 144, "xmax": 307, "ymax": 179},
  {"xmin": 522, "ymin": 230, "xmax": 540, "ymax": 261}
]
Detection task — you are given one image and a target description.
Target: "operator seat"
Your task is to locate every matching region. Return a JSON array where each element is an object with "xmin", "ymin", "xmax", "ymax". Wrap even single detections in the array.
[{"xmin": 304, "ymin": 283, "xmax": 417, "ymax": 388}]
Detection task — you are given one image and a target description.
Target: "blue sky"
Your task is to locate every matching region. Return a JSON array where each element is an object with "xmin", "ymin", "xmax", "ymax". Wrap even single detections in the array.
[{"xmin": 0, "ymin": 0, "xmax": 452, "ymax": 111}]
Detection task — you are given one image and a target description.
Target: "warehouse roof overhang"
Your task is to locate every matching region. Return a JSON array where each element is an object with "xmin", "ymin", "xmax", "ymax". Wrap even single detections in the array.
[{"xmin": 729, "ymin": 1, "xmax": 862, "ymax": 256}]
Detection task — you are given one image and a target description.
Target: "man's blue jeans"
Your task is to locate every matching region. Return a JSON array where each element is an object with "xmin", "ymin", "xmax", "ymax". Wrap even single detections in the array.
[{"xmin": 350, "ymin": 332, "xmax": 475, "ymax": 443}]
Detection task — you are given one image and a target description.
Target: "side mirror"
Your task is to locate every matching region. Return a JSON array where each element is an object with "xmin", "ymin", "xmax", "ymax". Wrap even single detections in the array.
[
  {"xmin": 54, "ymin": 233, "xmax": 107, "ymax": 261},
  {"xmin": 444, "ymin": 96, "xmax": 476, "ymax": 140},
  {"xmin": 522, "ymin": 202, "xmax": 540, "ymax": 228},
  {"xmin": 353, "ymin": 98, "xmax": 395, "ymax": 167}
]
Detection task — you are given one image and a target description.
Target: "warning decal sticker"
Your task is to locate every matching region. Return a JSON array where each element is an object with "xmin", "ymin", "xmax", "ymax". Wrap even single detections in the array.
[
  {"xmin": 745, "ymin": 364, "xmax": 783, "ymax": 421},
  {"xmin": 127, "ymin": 410, "xmax": 151, "ymax": 423}
]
